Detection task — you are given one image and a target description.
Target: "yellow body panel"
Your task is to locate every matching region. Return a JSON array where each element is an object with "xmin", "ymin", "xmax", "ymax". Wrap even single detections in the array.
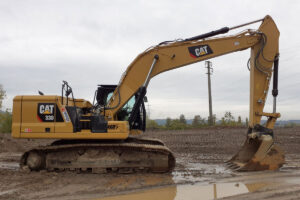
[{"xmin": 12, "ymin": 95, "xmax": 129, "ymax": 139}]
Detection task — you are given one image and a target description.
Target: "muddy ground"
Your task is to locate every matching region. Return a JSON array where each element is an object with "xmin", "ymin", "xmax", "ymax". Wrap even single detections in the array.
[{"xmin": 0, "ymin": 127, "xmax": 300, "ymax": 200}]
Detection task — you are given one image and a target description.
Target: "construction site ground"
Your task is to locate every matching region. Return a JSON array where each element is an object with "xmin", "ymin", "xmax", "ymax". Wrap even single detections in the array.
[{"xmin": 1, "ymin": 127, "xmax": 300, "ymax": 200}]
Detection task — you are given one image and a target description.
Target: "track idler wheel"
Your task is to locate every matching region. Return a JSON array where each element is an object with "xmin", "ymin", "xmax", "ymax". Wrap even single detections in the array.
[
  {"xmin": 25, "ymin": 151, "xmax": 45, "ymax": 170},
  {"xmin": 226, "ymin": 125, "xmax": 285, "ymax": 171}
]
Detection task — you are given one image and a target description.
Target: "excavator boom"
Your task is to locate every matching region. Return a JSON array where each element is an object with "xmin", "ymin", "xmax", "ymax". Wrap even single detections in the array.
[{"xmin": 106, "ymin": 15, "xmax": 279, "ymax": 129}]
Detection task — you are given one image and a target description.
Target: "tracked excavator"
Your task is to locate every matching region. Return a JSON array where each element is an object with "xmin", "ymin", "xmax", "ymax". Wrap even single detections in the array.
[{"xmin": 12, "ymin": 15, "xmax": 284, "ymax": 173}]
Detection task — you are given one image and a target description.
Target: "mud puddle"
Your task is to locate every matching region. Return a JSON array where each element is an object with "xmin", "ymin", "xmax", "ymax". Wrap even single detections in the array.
[
  {"xmin": 94, "ymin": 169, "xmax": 300, "ymax": 200},
  {"xmin": 184, "ymin": 162, "xmax": 231, "ymax": 175},
  {"xmin": 95, "ymin": 181, "xmax": 271, "ymax": 200},
  {"xmin": 0, "ymin": 152, "xmax": 20, "ymax": 170},
  {"xmin": 0, "ymin": 189, "xmax": 18, "ymax": 196},
  {"xmin": 0, "ymin": 162, "xmax": 19, "ymax": 170},
  {"xmin": 173, "ymin": 158, "xmax": 233, "ymax": 184}
]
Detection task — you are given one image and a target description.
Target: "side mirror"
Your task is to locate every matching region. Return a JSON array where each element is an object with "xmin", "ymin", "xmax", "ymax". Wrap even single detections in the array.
[{"xmin": 143, "ymin": 96, "xmax": 148, "ymax": 103}]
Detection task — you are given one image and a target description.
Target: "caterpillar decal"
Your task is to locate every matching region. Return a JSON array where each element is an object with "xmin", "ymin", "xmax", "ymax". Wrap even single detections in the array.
[
  {"xmin": 188, "ymin": 45, "xmax": 213, "ymax": 58},
  {"xmin": 37, "ymin": 103, "xmax": 55, "ymax": 122}
]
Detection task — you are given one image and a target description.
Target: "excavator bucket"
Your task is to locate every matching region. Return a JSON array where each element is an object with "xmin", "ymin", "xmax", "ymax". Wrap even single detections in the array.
[{"xmin": 226, "ymin": 125, "xmax": 285, "ymax": 171}]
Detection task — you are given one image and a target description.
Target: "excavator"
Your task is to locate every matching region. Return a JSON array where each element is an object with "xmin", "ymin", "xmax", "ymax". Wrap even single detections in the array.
[{"xmin": 12, "ymin": 15, "xmax": 284, "ymax": 173}]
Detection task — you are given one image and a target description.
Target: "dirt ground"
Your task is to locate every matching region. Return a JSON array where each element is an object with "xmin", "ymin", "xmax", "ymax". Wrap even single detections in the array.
[{"xmin": 0, "ymin": 127, "xmax": 300, "ymax": 200}]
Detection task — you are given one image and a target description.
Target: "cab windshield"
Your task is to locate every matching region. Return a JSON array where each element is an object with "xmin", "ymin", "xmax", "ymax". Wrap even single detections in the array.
[{"xmin": 117, "ymin": 95, "xmax": 135, "ymax": 121}]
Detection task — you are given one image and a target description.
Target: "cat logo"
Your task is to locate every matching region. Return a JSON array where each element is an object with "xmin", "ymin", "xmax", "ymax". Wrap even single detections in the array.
[
  {"xmin": 37, "ymin": 103, "xmax": 55, "ymax": 122},
  {"xmin": 39, "ymin": 104, "xmax": 54, "ymax": 115},
  {"xmin": 188, "ymin": 45, "xmax": 213, "ymax": 58}
]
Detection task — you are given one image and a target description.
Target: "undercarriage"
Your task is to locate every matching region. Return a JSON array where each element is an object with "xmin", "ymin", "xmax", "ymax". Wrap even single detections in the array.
[{"xmin": 20, "ymin": 138, "xmax": 175, "ymax": 173}]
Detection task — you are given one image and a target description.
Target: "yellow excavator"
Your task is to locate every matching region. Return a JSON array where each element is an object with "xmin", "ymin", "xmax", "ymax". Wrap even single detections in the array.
[{"xmin": 12, "ymin": 15, "xmax": 284, "ymax": 173}]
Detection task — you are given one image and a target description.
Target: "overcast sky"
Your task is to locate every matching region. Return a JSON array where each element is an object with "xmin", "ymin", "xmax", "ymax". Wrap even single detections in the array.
[{"xmin": 0, "ymin": 0, "xmax": 299, "ymax": 120}]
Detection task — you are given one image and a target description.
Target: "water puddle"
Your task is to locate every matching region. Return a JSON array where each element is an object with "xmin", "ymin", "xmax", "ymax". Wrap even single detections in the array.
[
  {"xmin": 185, "ymin": 162, "xmax": 231, "ymax": 175},
  {"xmin": 284, "ymin": 177, "xmax": 300, "ymax": 185},
  {"xmin": 96, "ymin": 181, "xmax": 270, "ymax": 200},
  {"xmin": 0, "ymin": 162, "xmax": 19, "ymax": 170},
  {"xmin": 0, "ymin": 152, "xmax": 21, "ymax": 170},
  {"xmin": 0, "ymin": 189, "xmax": 18, "ymax": 196},
  {"xmin": 172, "ymin": 162, "xmax": 232, "ymax": 184}
]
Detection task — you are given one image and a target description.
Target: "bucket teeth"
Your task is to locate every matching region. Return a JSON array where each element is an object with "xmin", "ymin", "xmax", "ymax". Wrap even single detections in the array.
[
  {"xmin": 232, "ymin": 166, "xmax": 242, "ymax": 171},
  {"xmin": 227, "ymin": 163, "xmax": 241, "ymax": 170},
  {"xmin": 227, "ymin": 164, "xmax": 236, "ymax": 169},
  {"xmin": 225, "ymin": 162, "xmax": 236, "ymax": 168}
]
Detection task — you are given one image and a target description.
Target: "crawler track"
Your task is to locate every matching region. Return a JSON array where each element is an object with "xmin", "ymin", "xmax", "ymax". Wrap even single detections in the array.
[{"xmin": 20, "ymin": 138, "xmax": 175, "ymax": 173}]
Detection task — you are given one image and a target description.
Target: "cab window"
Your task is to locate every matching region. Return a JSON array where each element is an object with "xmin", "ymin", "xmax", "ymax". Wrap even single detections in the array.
[{"xmin": 117, "ymin": 95, "xmax": 135, "ymax": 121}]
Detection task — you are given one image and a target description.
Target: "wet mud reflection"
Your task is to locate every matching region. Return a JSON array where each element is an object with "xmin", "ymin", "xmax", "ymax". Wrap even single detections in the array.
[{"xmin": 97, "ymin": 181, "xmax": 271, "ymax": 200}]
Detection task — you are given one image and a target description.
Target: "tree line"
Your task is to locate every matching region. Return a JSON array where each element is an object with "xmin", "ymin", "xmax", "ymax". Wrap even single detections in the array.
[
  {"xmin": 0, "ymin": 84, "xmax": 12, "ymax": 133},
  {"xmin": 146, "ymin": 112, "xmax": 249, "ymax": 130}
]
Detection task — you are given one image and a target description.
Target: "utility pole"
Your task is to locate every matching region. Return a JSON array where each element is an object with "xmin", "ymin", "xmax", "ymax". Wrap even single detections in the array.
[{"xmin": 205, "ymin": 61, "xmax": 213, "ymax": 125}]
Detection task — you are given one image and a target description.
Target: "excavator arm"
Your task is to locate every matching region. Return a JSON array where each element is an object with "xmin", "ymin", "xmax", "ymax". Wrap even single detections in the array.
[{"xmin": 106, "ymin": 15, "xmax": 279, "ymax": 130}]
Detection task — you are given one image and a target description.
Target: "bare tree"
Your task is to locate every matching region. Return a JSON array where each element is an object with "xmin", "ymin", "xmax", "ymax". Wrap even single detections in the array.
[{"xmin": 0, "ymin": 84, "xmax": 6, "ymax": 109}]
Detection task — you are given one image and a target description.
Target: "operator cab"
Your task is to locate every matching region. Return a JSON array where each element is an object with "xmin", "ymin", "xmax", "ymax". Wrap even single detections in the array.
[
  {"xmin": 60, "ymin": 83, "xmax": 146, "ymax": 133},
  {"xmin": 96, "ymin": 85, "xmax": 146, "ymax": 131}
]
